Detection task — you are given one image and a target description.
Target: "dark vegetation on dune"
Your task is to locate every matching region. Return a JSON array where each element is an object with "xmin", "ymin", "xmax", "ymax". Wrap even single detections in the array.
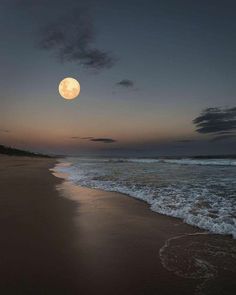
[{"xmin": 0, "ymin": 145, "xmax": 51, "ymax": 158}]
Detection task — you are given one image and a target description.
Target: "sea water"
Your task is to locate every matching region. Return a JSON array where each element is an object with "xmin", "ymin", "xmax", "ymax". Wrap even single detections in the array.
[{"xmin": 53, "ymin": 157, "xmax": 236, "ymax": 238}]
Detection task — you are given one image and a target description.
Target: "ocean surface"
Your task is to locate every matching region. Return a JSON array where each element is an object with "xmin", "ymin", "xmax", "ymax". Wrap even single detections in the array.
[{"xmin": 53, "ymin": 157, "xmax": 236, "ymax": 238}]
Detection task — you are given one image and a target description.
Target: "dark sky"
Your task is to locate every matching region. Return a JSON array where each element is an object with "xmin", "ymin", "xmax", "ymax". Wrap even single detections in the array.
[{"xmin": 1, "ymin": 0, "xmax": 236, "ymax": 156}]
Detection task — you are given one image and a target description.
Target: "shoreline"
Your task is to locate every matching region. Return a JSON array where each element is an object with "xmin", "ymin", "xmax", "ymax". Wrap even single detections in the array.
[
  {"xmin": 53, "ymin": 168, "xmax": 236, "ymax": 295},
  {"xmin": 52, "ymin": 159, "xmax": 236, "ymax": 239},
  {"xmin": 0, "ymin": 155, "xmax": 236, "ymax": 294}
]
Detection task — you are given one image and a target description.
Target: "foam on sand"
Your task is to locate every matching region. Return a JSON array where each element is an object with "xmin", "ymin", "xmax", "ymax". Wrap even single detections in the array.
[{"xmin": 52, "ymin": 157, "xmax": 236, "ymax": 238}]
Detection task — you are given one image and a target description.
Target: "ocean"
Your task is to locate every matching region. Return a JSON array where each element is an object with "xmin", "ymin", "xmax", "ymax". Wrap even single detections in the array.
[{"xmin": 53, "ymin": 157, "xmax": 236, "ymax": 238}]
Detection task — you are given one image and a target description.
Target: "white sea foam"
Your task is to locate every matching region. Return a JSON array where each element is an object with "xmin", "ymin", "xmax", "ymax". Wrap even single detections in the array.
[
  {"xmin": 53, "ymin": 157, "xmax": 236, "ymax": 238},
  {"xmin": 163, "ymin": 159, "xmax": 236, "ymax": 166},
  {"xmin": 127, "ymin": 158, "xmax": 236, "ymax": 166},
  {"xmin": 159, "ymin": 232, "xmax": 236, "ymax": 294}
]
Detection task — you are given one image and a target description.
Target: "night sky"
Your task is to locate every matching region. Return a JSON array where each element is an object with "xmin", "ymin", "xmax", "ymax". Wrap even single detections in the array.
[{"xmin": 1, "ymin": 0, "xmax": 236, "ymax": 156}]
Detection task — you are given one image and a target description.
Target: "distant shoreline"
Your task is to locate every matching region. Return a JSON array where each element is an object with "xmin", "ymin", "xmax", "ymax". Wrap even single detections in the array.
[
  {"xmin": 1, "ymin": 144, "xmax": 236, "ymax": 159},
  {"xmin": 0, "ymin": 145, "xmax": 52, "ymax": 158}
]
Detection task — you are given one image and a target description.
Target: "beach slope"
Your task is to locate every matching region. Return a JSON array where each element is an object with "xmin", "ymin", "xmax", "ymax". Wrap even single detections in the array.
[{"xmin": 0, "ymin": 155, "xmax": 235, "ymax": 295}]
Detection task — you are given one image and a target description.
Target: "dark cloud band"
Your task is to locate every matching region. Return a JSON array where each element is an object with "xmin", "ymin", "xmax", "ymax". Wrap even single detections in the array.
[
  {"xmin": 193, "ymin": 107, "xmax": 236, "ymax": 134},
  {"xmin": 193, "ymin": 107, "xmax": 236, "ymax": 142},
  {"xmin": 116, "ymin": 79, "xmax": 134, "ymax": 88},
  {"xmin": 90, "ymin": 138, "xmax": 116, "ymax": 143},
  {"xmin": 70, "ymin": 136, "xmax": 116, "ymax": 143}
]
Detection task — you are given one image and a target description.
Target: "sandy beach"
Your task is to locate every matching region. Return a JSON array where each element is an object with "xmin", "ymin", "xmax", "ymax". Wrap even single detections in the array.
[
  {"xmin": 1, "ymin": 155, "xmax": 236, "ymax": 295},
  {"xmin": 0, "ymin": 156, "xmax": 80, "ymax": 294}
]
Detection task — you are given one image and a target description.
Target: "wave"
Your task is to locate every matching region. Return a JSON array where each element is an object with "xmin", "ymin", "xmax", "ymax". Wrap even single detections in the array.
[
  {"xmin": 126, "ymin": 158, "xmax": 236, "ymax": 166},
  {"xmin": 162, "ymin": 159, "xmax": 236, "ymax": 166},
  {"xmin": 52, "ymin": 158, "xmax": 236, "ymax": 238},
  {"xmin": 64, "ymin": 157, "xmax": 236, "ymax": 166}
]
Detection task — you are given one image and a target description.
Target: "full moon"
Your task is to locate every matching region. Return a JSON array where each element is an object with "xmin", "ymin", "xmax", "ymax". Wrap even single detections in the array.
[{"xmin": 59, "ymin": 77, "xmax": 81, "ymax": 100}]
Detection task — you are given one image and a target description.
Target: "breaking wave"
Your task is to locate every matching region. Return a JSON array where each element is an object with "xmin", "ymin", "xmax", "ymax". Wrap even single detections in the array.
[{"xmin": 52, "ymin": 157, "xmax": 236, "ymax": 238}]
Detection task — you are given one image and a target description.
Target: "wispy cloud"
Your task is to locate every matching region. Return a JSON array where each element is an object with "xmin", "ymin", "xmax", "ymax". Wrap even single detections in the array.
[
  {"xmin": 0, "ymin": 129, "xmax": 10, "ymax": 133},
  {"xmin": 90, "ymin": 138, "xmax": 116, "ymax": 143},
  {"xmin": 70, "ymin": 136, "xmax": 116, "ymax": 143},
  {"xmin": 193, "ymin": 107, "xmax": 236, "ymax": 134},
  {"xmin": 39, "ymin": 11, "xmax": 115, "ymax": 70},
  {"xmin": 193, "ymin": 107, "xmax": 236, "ymax": 142},
  {"xmin": 15, "ymin": 0, "xmax": 115, "ymax": 70},
  {"xmin": 116, "ymin": 79, "xmax": 134, "ymax": 88}
]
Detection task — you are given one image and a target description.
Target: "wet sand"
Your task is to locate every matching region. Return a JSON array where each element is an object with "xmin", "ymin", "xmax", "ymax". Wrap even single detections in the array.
[
  {"xmin": 1, "ymin": 155, "xmax": 236, "ymax": 295},
  {"xmin": 0, "ymin": 156, "xmax": 79, "ymax": 294}
]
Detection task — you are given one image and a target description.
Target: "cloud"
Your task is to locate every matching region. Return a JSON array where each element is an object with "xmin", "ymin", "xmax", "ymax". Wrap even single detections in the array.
[
  {"xmin": 116, "ymin": 79, "xmax": 134, "ymax": 88},
  {"xmin": 70, "ymin": 136, "xmax": 116, "ymax": 143},
  {"xmin": 14, "ymin": 0, "xmax": 115, "ymax": 70},
  {"xmin": 0, "ymin": 129, "xmax": 10, "ymax": 133},
  {"xmin": 193, "ymin": 107, "xmax": 236, "ymax": 134},
  {"xmin": 90, "ymin": 138, "xmax": 116, "ymax": 143},
  {"xmin": 39, "ymin": 10, "xmax": 115, "ymax": 70}
]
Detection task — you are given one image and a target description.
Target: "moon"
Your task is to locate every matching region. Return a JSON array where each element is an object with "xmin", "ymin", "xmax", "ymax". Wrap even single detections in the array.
[{"xmin": 59, "ymin": 77, "xmax": 81, "ymax": 100}]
